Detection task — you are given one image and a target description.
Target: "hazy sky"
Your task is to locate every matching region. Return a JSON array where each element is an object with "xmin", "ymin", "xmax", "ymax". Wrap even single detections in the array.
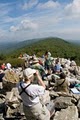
[{"xmin": 0, "ymin": 0, "xmax": 80, "ymax": 42}]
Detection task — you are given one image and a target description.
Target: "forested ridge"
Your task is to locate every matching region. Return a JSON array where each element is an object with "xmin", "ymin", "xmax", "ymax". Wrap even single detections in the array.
[{"xmin": 0, "ymin": 37, "xmax": 80, "ymax": 66}]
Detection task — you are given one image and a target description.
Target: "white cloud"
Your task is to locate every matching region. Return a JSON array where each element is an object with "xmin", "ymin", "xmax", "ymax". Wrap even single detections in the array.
[
  {"xmin": 52, "ymin": 28, "xmax": 80, "ymax": 40},
  {"xmin": 0, "ymin": 2, "xmax": 14, "ymax": 17},
  {"xmin": 22, "ymin": 0, "xmax": 38, "ymax": 10},
  {"xmin": 0, "ymin": 29, "xmax": 6, "ymax": 37},
  {"xmin": 20, "ymin": 20, "xmax": 38, "ymax": 30},
  {"xmin": 10, "ymin": 19, "xmax": 38, "ymax": 32},
  {"xmin": 10, "ymin": 26, "xmax": 19, "ymax": 32},
  {"xmin": 0, "ymin": 16, "xmax": 14, "ymax": 25},
  {"xmin": 1, "ymin": 0, "xmax": 80, "ymax": 42},
  {"xmin": 0, "ymin": 2, "xmax": 16, "ymax": 27},
  {"xmin": 37, "ymin": 0, "xmax": 60, "ymax": 9},
  {"xmin": 0, "ymin": 29, "xmax": 11, "ymax": 42},
  {"xmin": 35, "ymin": 15, "xmax": 62, "ymax": 31},
  {"xmin": 65, "ymin": 0, "xmax": 80, "ymax": 17}
]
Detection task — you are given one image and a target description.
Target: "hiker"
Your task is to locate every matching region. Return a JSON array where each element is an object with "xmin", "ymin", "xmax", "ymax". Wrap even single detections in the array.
[
  {"xmin": 54, "ymin": 72, "xmax": 69, "ymax": 93},
  {"xmin": 69, "ymin": 64, "xmax": 79, "ymax": 76},
  {"xmin": 0, "ymin": 70, "xmax": 5, "ymax": 89},
  {"xmin": 17, "ymin": 68, "xmax": 50, "ymax": 120},
  {"xmin": 53, "ymin": 58, "xmax": 62, "ymax": 74},
  {"xmin": 30, "ymin": 57, "xmax": 45, "ymax": 76},
  {"xmin": 6, "ymin": 63, "xmax": 12, "ymax": 70},
  {"xmin": 1, "ymin": 63, "xmax": 6, "ymax": 70},
  {"xmin": 44, "ymin": 51, "xmax": 52, "ymax": 74}
]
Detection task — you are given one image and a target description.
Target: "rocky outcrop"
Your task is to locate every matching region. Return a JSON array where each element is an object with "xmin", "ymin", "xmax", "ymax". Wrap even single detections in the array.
[
  {"xmin": 0, "ymin": 57, "xmax": 80, "ymax": 120},
  {"xmin": 54, "ymin": 106, "xmax": 78, "ymax": 120}
]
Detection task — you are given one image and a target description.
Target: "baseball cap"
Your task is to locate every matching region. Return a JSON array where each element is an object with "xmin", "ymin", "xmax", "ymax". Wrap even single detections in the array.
[{"xmin": 23, "ymin": 68, "xmax": 36, "ymax": 79}]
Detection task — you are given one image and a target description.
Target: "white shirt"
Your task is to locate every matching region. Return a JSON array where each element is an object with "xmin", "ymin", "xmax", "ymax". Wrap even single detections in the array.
[
  {"xmin": 17, "ymin": 82, "xmax": 45, "ymax": 107},
  {"xmin": 6, "ymin": 63, "xmax": 11, "ymax": 70}
]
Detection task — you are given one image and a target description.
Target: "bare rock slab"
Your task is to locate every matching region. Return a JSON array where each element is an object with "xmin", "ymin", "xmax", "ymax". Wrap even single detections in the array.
[
  {"xmin": 54, "ymin": 106, "xmax": 78, "ymax": 120},
  {"xmin": 54, "ymin": 96, "xmax": 74, "ymax": 109}
]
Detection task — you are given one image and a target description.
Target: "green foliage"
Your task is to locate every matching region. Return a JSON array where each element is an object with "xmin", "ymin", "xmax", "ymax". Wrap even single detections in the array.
[
  {"xmin": 8, "ymin": 58, "xmax": 24, "ymax": 67},
  {"xmin": 1, "ymin": 58, "xmax": 25, "ymax": 68},
  {"xmin": 0, "ymin": 37, "xmax": 80, "ymax": 66},
  {"xmin": 0, "ymin": 53, "xmax": 6, "ymax": 60}
]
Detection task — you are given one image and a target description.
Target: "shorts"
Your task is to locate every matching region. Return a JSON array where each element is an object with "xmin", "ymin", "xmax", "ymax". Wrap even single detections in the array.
[{"xmin": 23, "ymin": 102, "xmax": 50, "ymax": 120}]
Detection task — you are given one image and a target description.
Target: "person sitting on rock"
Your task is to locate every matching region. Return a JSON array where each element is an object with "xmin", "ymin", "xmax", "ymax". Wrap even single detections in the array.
[
  {"xmin": 53, "ymin": 58, "xmax": 62, "ymax": 74},
  {"xmin": 54, "ymin": 72, "xmax": 69, "ymax": 93}
]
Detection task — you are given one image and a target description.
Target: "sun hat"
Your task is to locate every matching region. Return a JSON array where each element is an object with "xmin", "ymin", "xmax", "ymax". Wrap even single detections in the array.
[
  {"xmin": 48, "ymin": 52, "xmax": 51, "ymax": 57},
  {"xmin": 32, "ymin": 57, "xmax": 39, "ymax": 64},
  {"xmin": 23, "ymin": 68, "xmax": 36, "ymax": 79}
]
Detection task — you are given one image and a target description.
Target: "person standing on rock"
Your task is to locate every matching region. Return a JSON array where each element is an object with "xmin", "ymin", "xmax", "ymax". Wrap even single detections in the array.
[{"xmin": 17, "ymin": 68, "xmax": 50, "ymax": 120}]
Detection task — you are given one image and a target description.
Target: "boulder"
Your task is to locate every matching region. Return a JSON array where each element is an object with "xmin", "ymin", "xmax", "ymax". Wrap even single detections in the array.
[
  {"xmin": 54, "ymin": 96, "xmax": 74, "ymax": 109},
  {"xmin": 0, "ymin": 100, "xmax": 5, "ymax": 113},
  {"xmin": 77, "ymin": 99, "xmax": 80, "ymax": 113},
  {"xmin": 54, "ymin": 106, "xmax": 78, "ymax": 120},
  {"xmin": 49, "ymin": 91, "xmax": 59, "ymax": 98},
  {"xmin": 3, "ymin": 70, "xmax": 19, "ymax": 91},
  {"xmin": 39, "ymin": 90, "xmax": 50, "ymax": 104}
]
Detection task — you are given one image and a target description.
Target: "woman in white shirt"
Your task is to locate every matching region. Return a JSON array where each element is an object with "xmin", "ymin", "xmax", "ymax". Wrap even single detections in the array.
[{"xmin": 17, "ymin": 68, "xmax": 50, "ymax": 120}]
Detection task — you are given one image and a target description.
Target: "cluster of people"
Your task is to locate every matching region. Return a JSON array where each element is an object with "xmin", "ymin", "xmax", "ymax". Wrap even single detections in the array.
[
  {"xmin": 0, "ymin": 62, "xmax": 12, "ymax": 89},
  {"xmin": 17, "ymin": 51, "xmax": 80, "ymax": 120},
  {"xmin": 17, "ymin": 52, "xmax": 53, "ymax": 120},
  {"xmin": 0, "ymin": 62, "xmax": 12, "ymax": 70},
  {"xmin": 0, "ymin": 51, "xmax": 80, "ymax": 120},
  {"xmin": 0, "ymin": 62, "xmax": 20, "ymax": 91}
]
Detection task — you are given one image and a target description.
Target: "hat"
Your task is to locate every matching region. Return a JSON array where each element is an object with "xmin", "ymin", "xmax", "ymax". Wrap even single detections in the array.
[
  {"xmin": 23, "ymin": 68, "xmax": 36, "ymax": 79},
  {"xmin": 32, "ymin": 58, "xmax": 39, "ymax": 64},
  {"xmin": 48, "ymin": 52, "xmax": 51, "ymax": 57},
  {"xmin": 59, "ymin": 72, "xmax": 66, "ymax": 79}
]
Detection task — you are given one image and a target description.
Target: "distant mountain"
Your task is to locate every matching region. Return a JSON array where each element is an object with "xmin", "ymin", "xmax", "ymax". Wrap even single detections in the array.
[
  {"xmin": 9, "ymin": 37, "xmax": 79, "ymax": 58},
  {"xmin": 0, "ymin": 37, "xmax": 80, "ymax": 66},
  {"xmin": 0, "ymin": 38, "xmax": 40, "ymax": 54},
  {"xmin": 66, "ymin": 40, "xmax": 80, "ymax": 45},
  {"xmin": 0, "ymin": 37, "xmax": 63, "ymax": 53},
  {"xmin": 13, "ymin": 37, "xmax": 80, "ymax": 65},
  {"xmin": 0, "ymin": 37, "xmax": 80, "ymax": 54}
]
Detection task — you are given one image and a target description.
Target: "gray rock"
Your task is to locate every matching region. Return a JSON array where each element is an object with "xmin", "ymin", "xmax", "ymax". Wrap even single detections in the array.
[
  {"xmin": 0, "ymin": 114, "xmax": 4, "ymax": 120},
  {"xmin": 39, "ymin": 90, "xmax": 50, "ymax": 104},
  {"xmin": 11, "ymin": 87, "xmax": 22, "ymax": 102},
  {"xmin": 77, "ymin": 99, "xmax": 80, "ymax": 113},
  {"xmin": 73, "ymin": 94, "xmax": 80, "ymax": 101},
  {"xmin": 49, "ymin": 91, "xmax": 59, "ymax": 97},
  {"xmin": 0, "ymin": 97, "xmax": 5, "ymax": 113},
  {"xmin": 54, "ymin": 96, "xmax": 73, "ymax": 109},
  {"xmin": 54, "ymin": 106, "xmax": 78, "ymax": 120},
  {"xmin": 6, "ymin": 92, "xmax": 13, "ymax": 101}
]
